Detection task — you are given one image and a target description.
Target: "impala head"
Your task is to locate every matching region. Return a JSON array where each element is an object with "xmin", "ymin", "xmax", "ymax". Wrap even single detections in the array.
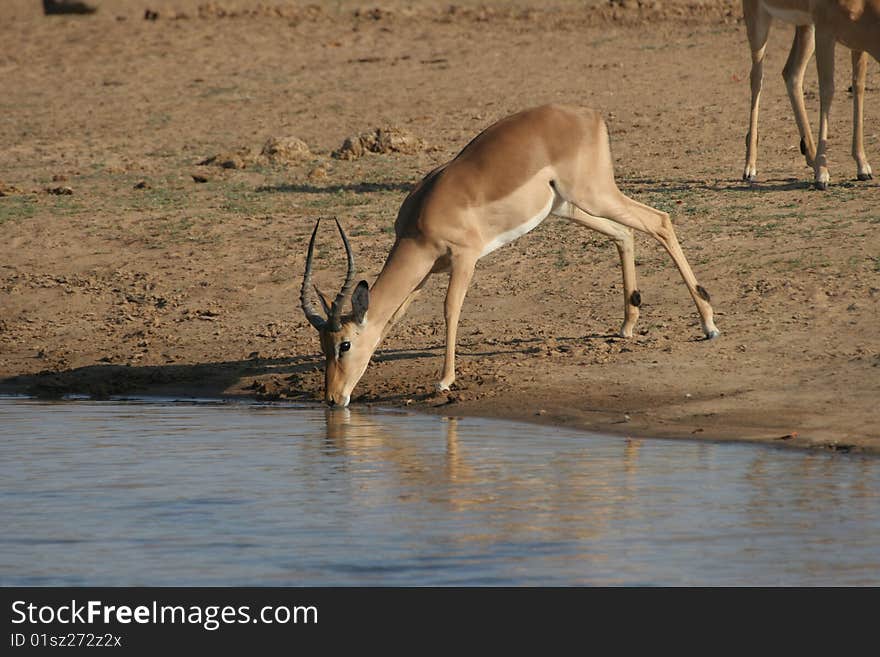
[{"xmin": 300, "ymin": 218, "xmax": 373, "ymax": 408}]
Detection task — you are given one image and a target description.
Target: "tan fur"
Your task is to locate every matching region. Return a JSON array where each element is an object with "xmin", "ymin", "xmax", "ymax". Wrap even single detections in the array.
[
  {"xmin": 741, "ymin": 0, "xmax": 875, "ymax": 184},
  {"xmin": 307, "ymin": 105, "xmax": 719, "ymax": 408}
]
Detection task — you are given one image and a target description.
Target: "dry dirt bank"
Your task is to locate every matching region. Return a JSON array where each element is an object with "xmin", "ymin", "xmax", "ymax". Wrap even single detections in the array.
[{"xmin": 1, "ymin": 2, "xmax": 878, "ymax": 453}]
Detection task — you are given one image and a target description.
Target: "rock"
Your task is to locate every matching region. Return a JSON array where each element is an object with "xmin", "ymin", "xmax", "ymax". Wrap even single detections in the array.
[
  {"xmin": 308, "ymin": 165, "xmax": 328, "ymax": 181},
  {"xmin": 46, "ymin": 186, "xmax": 73, "ymax": 195},
  {"xmin": 260, "ymin": 136, "xmax": 311, "ymax": 163},
  {"xmin": 332, "ymin": 126, "xmax": 427, "ymax": 160},
  {"xmin": 332, "ymin": 136, "xmax": 365, "ymax": 161},
  {"xmin": 0, "ymin": 181, "xmax": 20, "ymax": 196}
]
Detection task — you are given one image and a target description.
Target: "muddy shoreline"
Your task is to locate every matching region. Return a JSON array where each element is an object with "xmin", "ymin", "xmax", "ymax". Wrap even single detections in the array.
[{"xmin": 2, "ymin": 357, "xmax": 876, "ymax": 456}]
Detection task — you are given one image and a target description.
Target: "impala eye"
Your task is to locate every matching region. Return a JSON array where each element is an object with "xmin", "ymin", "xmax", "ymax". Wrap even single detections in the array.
[{"xmin": 339, "ymin": 341, "xmax": 351, "ymax": 353}]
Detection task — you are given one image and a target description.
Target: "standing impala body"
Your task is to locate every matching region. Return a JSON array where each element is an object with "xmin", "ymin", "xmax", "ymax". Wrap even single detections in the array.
[
  {"xmin": 811, "ymin": 0, "xmax": 880, "ymax": 188},
  {"xmin": 301, "ymin": 105, "xmax": 719, "ymax": 408},
  {"xmin": 742, "ymin": 0, "xmax": 874, "ymax": 185}
]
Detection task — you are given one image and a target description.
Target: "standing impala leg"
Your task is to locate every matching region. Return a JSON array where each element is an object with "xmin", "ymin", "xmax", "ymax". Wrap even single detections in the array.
[
  {"xmin": 851, "ymin": 50, "xmax": 873, "ymax": 181},
  {"xmin": 783, "ymin": 24, "xmax": 818, "ymax": 168},
  {"xmin": 813, "ymin": 27, "xmax": 836, "ymax": 189},
  {"xmin": 554, "ymin": 203, "xmax": 641, "ymax": 338},
  {"xmin": 743, "ymin": 0, "xmax": 771, "ymax": 182},
  {"xmin": 438, "ymin": 251, "xmax": 478, "ymax": 391}
]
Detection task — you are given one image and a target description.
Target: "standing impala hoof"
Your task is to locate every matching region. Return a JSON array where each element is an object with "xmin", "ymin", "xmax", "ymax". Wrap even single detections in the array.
[
  {"xmin": 436, "ymin": 381, "xmax": 452, "ymax": 393},
  {"xmin": 814, "ymin": 179, "xmax": 829, "ymax": 191},
  {"xmin": 705, "ymin": 329, "xmax": 721, "ymax": 340},
  {"xmin": 857, "ymin": 172, "xmax": 873, "ymax": 181}
]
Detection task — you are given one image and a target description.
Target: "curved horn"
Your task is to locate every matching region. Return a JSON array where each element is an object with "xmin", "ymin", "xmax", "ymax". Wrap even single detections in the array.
[
  {"xmin": 328, "ymin": 218, "xmax": 356, "ymax": 331},
  {"xmin": 300, "ymin": 219, "xmax": 327, "ymax": 330}
]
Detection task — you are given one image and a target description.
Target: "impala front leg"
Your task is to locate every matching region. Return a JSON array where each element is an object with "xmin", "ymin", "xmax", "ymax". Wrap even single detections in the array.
[
  {"xmin": 743, "ymin": 0, "xmax": 771, "ymax": 183},
  {"xmin": 438, "ymin": 252, "xmax": 477, "ymax": 391},
  {"xmin": 852, "ymin": 50, "xmax": 873, "ymax": 181},
  {"xmin": 814, "ymin": 28, "xmax": 836, "ymax": 190}
]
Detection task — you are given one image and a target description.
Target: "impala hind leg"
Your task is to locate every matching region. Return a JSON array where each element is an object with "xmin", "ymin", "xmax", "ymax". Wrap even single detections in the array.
[
  {"xmin": 783, "ymin": 25, "xmax": 818, "ymax": 167},
  {"xmin": 852, "ymin": 50, "xmax": 873, "ymax": 181},
  {"xmin": 554, "ymin": 203, "xmax": 641, "ymax": 338},
  {"xmin": 575, "ymin": 191, "xmax": 719, "ymax": 339},
  {"xmin": 438, "ymin": 252, "xmax": 478, "ymax": 391}
]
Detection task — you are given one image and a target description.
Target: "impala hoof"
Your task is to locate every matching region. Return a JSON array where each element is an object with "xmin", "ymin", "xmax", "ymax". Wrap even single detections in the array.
[
  {"xmin": 814, "ymin": 180, "xmax": 828, "ymax": 191},
  {"xmin": 705, "ymin": 329, "xmax": 721, "ymax": 340},
  {"xmin": 857, "ymin": 172, "xmax": 873, "ymax": 181},
  {"xmin": 742, "ymin": 173, "xmax": 757, "ymax": 183},
  {"xmin": 436, "ymin": 382, "xmax": 451, "ymax": 392}
]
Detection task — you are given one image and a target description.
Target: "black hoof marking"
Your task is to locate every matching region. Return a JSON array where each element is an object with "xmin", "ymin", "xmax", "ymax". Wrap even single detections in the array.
[
  {"xmin": 857, "ymin": 173, "xmax": 873, "ymax": 181},
  {"xmin": 696, "ymin": 285, "xmax": 711, "ymax": 302},
  {"xmin": 630, "ymin": 290, "xmax": 642, "ymax": 308},
  {"xmin": 815, "ymin": 181, "xmax": 828, "ymax": 191},
  {"xmin": 799, "ymin": 138, "xmax": 806, "ymax": 155}
]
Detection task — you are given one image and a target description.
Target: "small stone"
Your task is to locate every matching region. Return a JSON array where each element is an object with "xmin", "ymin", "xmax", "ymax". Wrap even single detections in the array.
[
  {"xmin": 308, "ymin": 166, "xmax": 328, "ymax": 181},
  {"xmin": 46, "ymin": 186, "xmax": 73, "ymax": 195}
]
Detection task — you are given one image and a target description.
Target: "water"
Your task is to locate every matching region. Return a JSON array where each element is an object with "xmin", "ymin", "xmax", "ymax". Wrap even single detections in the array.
[{"xmin": 0, "ymin": 397, "xmax": 878, "ymax": 586}]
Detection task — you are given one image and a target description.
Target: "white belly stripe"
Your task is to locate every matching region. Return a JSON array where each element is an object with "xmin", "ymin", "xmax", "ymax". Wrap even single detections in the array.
[
  {"xmin": 478, "ymin": 195, "xmax": 555, "ymax": 259},
  {"xmin": 761, "ymin": 2, "xmax": 812, "ymax": 25}
]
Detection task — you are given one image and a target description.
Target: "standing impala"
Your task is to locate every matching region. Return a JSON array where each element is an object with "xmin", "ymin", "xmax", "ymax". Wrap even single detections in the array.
[
  {"xmin": 811, "ymin": 0, "xmax": 880, "ymax": 188},
  {"xmin": 742, "ymin": 0, "xmax": 874, "ymax": 185},
  {"xmin": 301, "ymin": 105, "xmax": 719, "ymax": 408}
]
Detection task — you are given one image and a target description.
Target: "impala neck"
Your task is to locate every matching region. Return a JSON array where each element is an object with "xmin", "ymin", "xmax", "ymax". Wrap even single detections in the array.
[{"xmin": 364, "ymin": 237, "xmax": 435, "ymax": 342}]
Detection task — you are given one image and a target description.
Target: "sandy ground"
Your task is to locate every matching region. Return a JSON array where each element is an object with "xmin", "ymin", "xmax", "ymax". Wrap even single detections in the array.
[{"xmin": 1, "ymin": 1, "xmax": 878, "ymax": 454}]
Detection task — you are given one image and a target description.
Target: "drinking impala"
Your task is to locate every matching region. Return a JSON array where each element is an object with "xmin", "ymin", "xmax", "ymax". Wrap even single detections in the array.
[{"xmin": 300, "ymin": 105, "xmax": 719, "ymax": 407}]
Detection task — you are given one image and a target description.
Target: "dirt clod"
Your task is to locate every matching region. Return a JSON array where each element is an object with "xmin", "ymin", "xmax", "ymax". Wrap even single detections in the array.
[
  {"xmin": 198, "ymin": 150, "xmax": 252, "ymax": 169},
  {"xmin": 260, "ymin": 136, "xmax": 312, "ymax": 163},
  {"xmin": 332, "ymin": 127, "xmax": 427, "ymax": 160}
]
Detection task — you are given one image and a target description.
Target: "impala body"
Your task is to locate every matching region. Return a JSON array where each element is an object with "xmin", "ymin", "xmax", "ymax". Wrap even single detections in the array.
[{"xmin": 301, "ymin": 105, "xmax": 719, "ymax": 408}]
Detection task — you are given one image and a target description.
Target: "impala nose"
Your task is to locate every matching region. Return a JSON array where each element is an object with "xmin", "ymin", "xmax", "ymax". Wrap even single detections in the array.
[{"xmin": 326, "ymin": 396, "xmax": 350, "ymax": 409}]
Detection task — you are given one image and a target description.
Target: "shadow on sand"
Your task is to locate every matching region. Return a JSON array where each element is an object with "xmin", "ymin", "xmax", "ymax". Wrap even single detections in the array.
[{"xmin": 0, "ymin": 334, "xmax": 625, "ymax": 402}]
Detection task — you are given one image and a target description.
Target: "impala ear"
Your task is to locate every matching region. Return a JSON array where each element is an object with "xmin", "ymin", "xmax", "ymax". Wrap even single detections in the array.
[{"xmin": 351, "ymin": 280, "xmax": 369, "ymax": 324}]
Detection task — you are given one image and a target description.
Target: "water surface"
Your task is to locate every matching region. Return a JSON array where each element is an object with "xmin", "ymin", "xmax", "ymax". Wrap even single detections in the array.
[{"xmin": 1, "ymin": 397, "xmax": 878, "ymax": 585}]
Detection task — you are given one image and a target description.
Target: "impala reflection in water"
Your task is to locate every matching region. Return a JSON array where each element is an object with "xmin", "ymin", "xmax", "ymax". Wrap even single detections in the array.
[{"xmin": 0, "ymin": 397, "xmax": 878, "ymax": 585}]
